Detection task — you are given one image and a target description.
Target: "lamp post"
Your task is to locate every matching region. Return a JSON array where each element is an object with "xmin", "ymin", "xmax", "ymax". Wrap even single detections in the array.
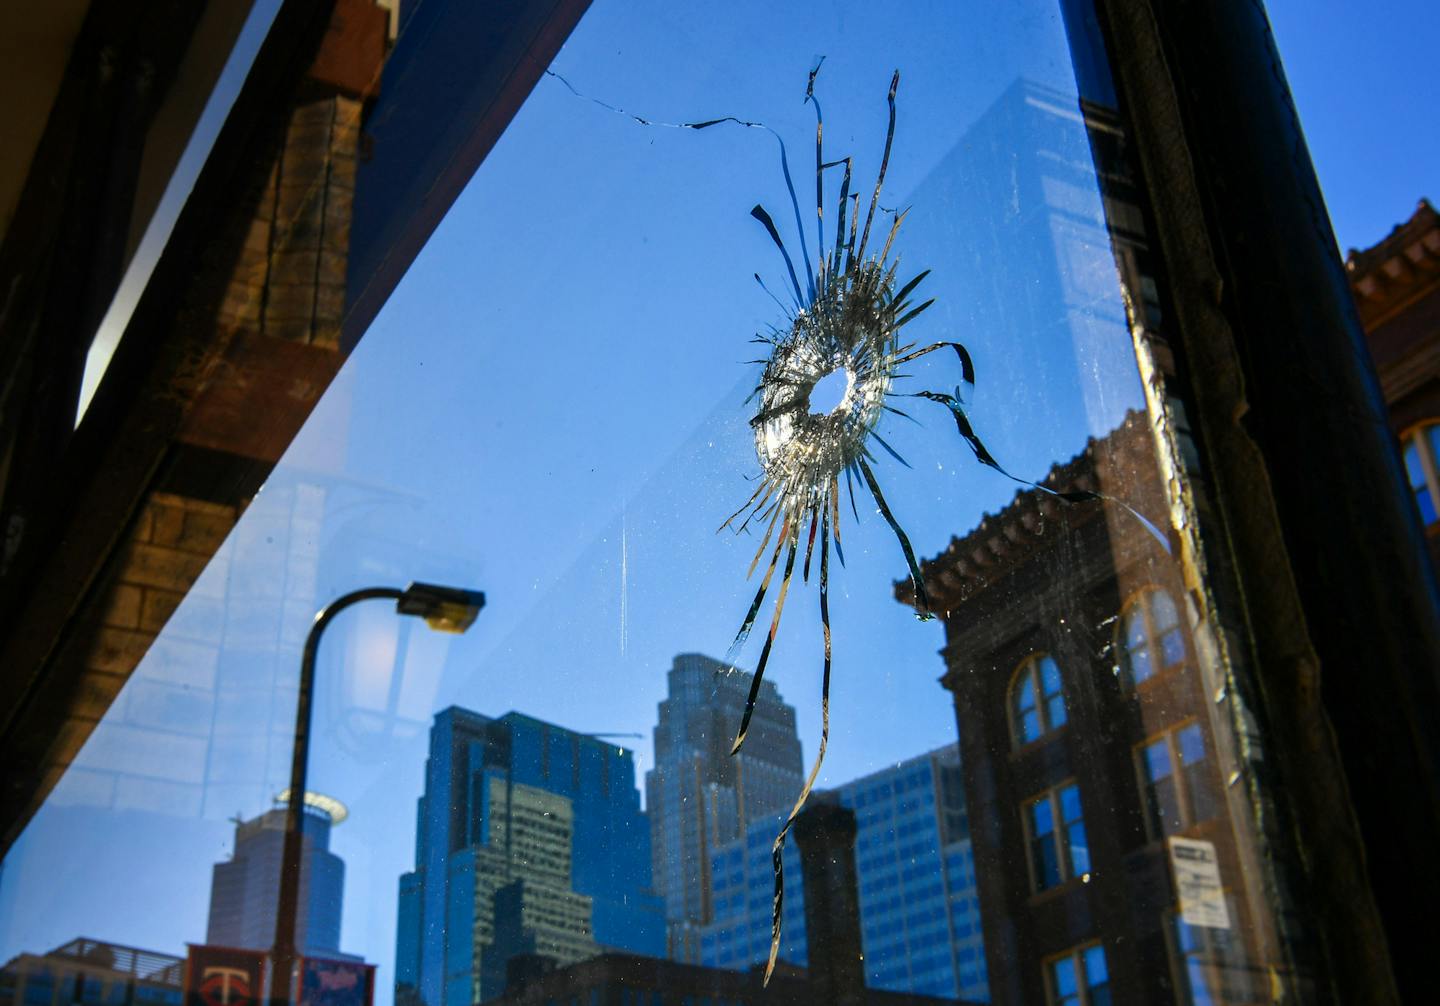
[{"xmin": 271, "ymin": 583, "xmax": 485, "ymax": 1006}]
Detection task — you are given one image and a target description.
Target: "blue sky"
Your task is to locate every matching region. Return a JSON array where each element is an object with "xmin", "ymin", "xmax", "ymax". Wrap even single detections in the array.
[
  {"xmin": 1267, "ymin": 0, "xmax": 1439, "ymax": 251},
  {"xmin": 2, "ymin": 0, "xmax": 1434, "ymax": 1001}
]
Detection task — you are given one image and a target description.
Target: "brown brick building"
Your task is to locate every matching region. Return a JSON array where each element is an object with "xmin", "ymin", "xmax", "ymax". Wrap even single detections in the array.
[
  {"xmin": 899, "ymin": 414, "xmax": 1284, "ymax": 1005},
  {"xmin": 0, "ymin": 0, "xmax": 388, "ymax": 843},
  {"xmin": 1346, "ymin": 199, "xmax": 1440, "ymax": 571}
]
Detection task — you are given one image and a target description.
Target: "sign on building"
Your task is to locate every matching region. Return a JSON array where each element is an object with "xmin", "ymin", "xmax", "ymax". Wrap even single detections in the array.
[
  {"xmin": 184, "ymin": 946, "xmax": 267, "ymax": 1006},
  {"xmin": 298, "ymin": 957, "xmax": 376, "ymax": 1006},
  {"xmin": 1168, "ymin": 836, "xmax": 1232, "ymax": 929}
]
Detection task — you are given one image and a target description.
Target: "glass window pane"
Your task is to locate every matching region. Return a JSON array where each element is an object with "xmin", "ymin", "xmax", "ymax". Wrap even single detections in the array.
[
  {"xmin": 1031, "ymin": 796, "xmax": 1055, "ymax": 837},
  {"xmin": 1186, "ymin": 960, "xmax": 1216, "ymax": 1006},
  {"xmin": 1405, "ymin": 437, "xmax": 1438, "ymax": 523},
  {"xmin": 1041, "ymin": 656, "xmax": 1063, "ymax": 697},
  {"xmin": 1125, "ymin": 608, "xmax": 1148, "ymax": 649},
  {"xmin": 1014, "ymin": 668, "xmax": 1039, "ymax": 743},
  {"xmin": 1149, "ymin": 590, "xmax": 1179, "ymax": 631},
  {"xmin": 1143, "ymin": 740, "xmax": 1173, "ymax": 781},
  {"xmin": 1161, "ymin": 628, "xmax": 1187, "ymax": 666},
  {"xmin": 1177, "ymin": 725, "xmax": 1205, "ymax": 765},
  {"xmin": 1051, "ymin": 956, "xmax": 1078, "ymax": 997},
  {"xmin": 1059, "ymin": 784, "xmax": 1083, "ymax": 823},
  {"xmin": 1405, "ymin": 438, "xmax": 1426, "ymax": 488},
  {"xmin": 1083, "ymin": 944, "xmax": 1108, "ymax": 984},
  {"xmin": 1022, "ymin": 709, "xmax": 1042, "ymax": 744},
  {"xmin": 1174, "ymin": 916, "xmax": 1200, "ymax": 953},
  {"xmin": 1067, "ymin": 820, "xmax": 1090, "ymax": 876},
  {"xmin": 1031, "ymin": 797, "xmax": 1061, "ymax": 890},
  {"xmin": 0, "ymin": 4, "xmax": 1336, "ymax": 1006},
  {"xmin": 1419, "ymin": 486, "xmax": 1438, "ymax": 526},
  {"xmin": 1017, "ymin": 670, "xmax": 1038, "ymax": 712},
  {"xmin": 1047, "ymin": 693, "xmax": 1068, "ymax": 730},
  {"xmin": 1127, "ymin": 646, "xmax": 1153, "ymax": 684},
  {"xmin": 1034, "ymin": 836, "xmax": 1062, "ymax": 890}
]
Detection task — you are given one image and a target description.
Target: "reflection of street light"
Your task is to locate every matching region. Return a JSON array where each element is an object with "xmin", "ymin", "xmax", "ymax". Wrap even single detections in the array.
[{"xmin": 271, "ymin": 583, "xmax": 484, "ymax": 1004}]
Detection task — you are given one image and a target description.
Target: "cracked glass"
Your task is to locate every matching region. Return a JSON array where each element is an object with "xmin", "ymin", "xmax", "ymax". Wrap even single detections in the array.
[{"xmin": 0, "ymin": 3, "xmax": 1327, "ymax": 1006}]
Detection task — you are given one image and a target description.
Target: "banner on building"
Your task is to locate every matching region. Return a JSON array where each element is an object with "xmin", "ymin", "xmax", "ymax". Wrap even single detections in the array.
[
  {"xmin": 298, "ymin": 957, "xmax": 375, "ymax": 1006},
  {"xmin": 184, "ymin": 945, "xmax": 267, "ymax": 1006}
]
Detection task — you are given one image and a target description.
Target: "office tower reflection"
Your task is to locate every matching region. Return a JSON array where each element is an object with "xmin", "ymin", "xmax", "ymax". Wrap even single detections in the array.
[
  {"xmin": 396, "ymin": 708, "xmax": 663, "ymax": 1006},
  {"xmin": 207, "ymin": 794, "xmax": 356, "ymax": 960},
  {"xmin": 487, "ymin": 797, "xmax": 985, "ymax": 1006},
  {"xmin": 700, "ymin": 745, "xmax": 987, "ymax": 1001},
  {"xmin": 645, "ymin": 654, "xmax": 804, "ymax": 962}
]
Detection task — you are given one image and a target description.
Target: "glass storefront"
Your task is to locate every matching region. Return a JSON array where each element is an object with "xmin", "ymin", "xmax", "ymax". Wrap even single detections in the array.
[{"xmin": 1, "ymin": 2, "xmax": 1432, "ymax": 1005}]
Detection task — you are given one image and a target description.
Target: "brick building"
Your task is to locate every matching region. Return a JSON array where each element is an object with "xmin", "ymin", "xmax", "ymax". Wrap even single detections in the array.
[
  {"xmin": 1346, "ymin": 198, "xmax": 1440, "ymax": 571},
  {"xmin": 0, "ymin": 0, "xmax": 390, "ymax": 837},
  {"xmin": 899, "ymin": 413, "xmax": 1285, "ymax": 1005}
]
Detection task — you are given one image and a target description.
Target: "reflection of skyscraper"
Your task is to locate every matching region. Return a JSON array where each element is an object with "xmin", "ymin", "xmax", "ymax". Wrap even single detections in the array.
[
  {"xmin": 206, "ymin": 796, "xmax": 351, "ymax": 959},
  {"xmin": 396, "ymin": 708, "xmax": 663, "ymax": 1006},
  {"xmin": 472, "ymin": 783, "xmax": 597, "ymax": 998},
  {"xmin": 898, "ymin": 77, "xmax": 1155, "ymax": 460},
  {"xmin": 700, "ymin": 745, "xmax": 987, "ymax": 1001},
  {"xmin": 644, "ymin": 654, "xmax": 804, "ymax": 961}
]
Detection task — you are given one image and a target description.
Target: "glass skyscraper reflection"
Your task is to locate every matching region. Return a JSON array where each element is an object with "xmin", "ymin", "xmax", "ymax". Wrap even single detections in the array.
[
  {"xmin": 645, "ymin": 654, "xmax": 805, "ymax": 962},
  {"xmin": 396, "ymin": 707, "xmax": 663, "ymax": 1006},
  {"xmin": 700, "ymin": 745, "xmax": 988, "ymax": 1001},
  {"xmin": 207, "ymin": 801, "xmax": 350, "ymax": 958}
]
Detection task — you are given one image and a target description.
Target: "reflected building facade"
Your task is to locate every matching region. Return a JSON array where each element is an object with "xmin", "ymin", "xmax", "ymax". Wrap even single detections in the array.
[
  {"xmin": 396, "ymin": 707, "xmax": 663, "ymax": 1006},
  {"xmin": 904, "ymin": 414, "xmax": 1278, "ymax": 1004},
  {"xmin": 0, "ymin": 939, "xmax": 182, "ymax": 1006},
  {"xmin": 490, "ymin": 797, "xmax": 982, "ymax": 1006},
  {"xmin": 484, "ymin": 951, "xmax": 968, "ymax": 1006},
  {"xmin": 206, "ymin": 799, "xmax": 350, "ymax": 959},
  {"xmin": 893, "ymin": 58, "xmax": 1287, "ymax": 1003},
  {"xmin": 1346, "ymin": 198, "xmax": 1440, "ymax": 573},
  {"xmin": 700, "ymin": 745, "xmax": 987, "ymax": 1001},
  {"xmin": 644, "ymin": 654, "xmax": 804, "ymax": 961}
]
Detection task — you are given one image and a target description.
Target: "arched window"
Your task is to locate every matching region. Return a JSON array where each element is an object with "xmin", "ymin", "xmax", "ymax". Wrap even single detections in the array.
[
  {"xmin": 1010, "ymin": 654, "xmax": 1066, "ymax": 746},
  {"xmin": 1117, "ymin": 588, "xmax": 1185, "ymax": 687},
  {"xmin": 1402, "ymin": 421, "xmax": 1440, "ymax": 528}
]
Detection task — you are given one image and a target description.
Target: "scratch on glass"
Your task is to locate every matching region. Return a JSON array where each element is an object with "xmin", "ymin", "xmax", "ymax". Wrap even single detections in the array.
[{"xmin": 620, "ymin": 506, "xmax": 629, "ymax": 656}]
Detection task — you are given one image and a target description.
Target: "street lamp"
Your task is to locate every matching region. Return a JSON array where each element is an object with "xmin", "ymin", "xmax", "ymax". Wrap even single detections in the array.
[{"xmin": 271, "ymin": 583, "xmax": 485, "ymax": 1005}]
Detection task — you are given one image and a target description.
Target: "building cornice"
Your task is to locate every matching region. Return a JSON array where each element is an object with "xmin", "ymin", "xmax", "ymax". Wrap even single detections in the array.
[
  {"xmin": 1346, "ymin": 199, "xmax": 1440, "ymax": 329},
  {"xmin": 895, "ymin": 410, "xmax": 1159, "ymax": 612}
]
